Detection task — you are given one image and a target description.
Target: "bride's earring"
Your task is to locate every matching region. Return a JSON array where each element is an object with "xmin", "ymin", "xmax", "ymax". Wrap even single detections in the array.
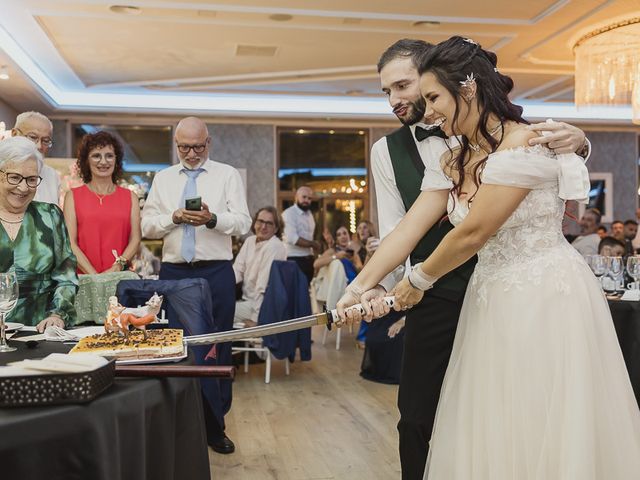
[{"xmin": 460, "ymin": 73, "xmax": 477, "ymax": 102}]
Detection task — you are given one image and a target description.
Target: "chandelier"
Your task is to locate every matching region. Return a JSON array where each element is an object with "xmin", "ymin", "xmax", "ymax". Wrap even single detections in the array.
[{"xmin": 573, "ymin": 18, "xmax": 640, "ymax": 124}]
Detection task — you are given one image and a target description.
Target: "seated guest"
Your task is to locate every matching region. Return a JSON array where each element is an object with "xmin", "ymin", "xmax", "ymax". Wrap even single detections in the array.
[
  {"xmin": 572, "ymin": 208, "xmax": 601, "ymax": 257},
  {"xmin": 233, "ymin": 206, "xmax": 287, "ymax": 327},
  {"xmin": 598, "ymin": 236, "xmax": 626, "ymax": 257},
  {"xmin": 597, "ymin": 225, "xmax": 607, "ymax": 239},
  {"xmin": 355, "ymin": 220, "xmax": 379, "ymax": 266},
  {"xmin": 63, "ymin": 131, "xmax": 141, "ymax": 274},
  {"xmin": 624, "ymin": 220, "xmax": 638, "ymax": 255},
  {"xmin": 0, "ymin": 137, "xmax": 78, "ymax": 331},
  {"xmin": 611, "ymin": 220, "xmax": 625, "ymax": 243},
  {"xmin": 313, "ymin": 225, "xmax": 363, "ymax": 274}
]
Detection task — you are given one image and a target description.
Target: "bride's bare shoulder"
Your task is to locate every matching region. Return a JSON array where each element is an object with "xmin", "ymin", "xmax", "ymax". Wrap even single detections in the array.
[{"xmin": 496, "ymin": 123, "xmax": 537, "ymax": 152}]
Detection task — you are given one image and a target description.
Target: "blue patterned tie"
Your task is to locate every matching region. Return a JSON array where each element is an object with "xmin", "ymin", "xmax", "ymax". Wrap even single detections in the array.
[{"xmin": 180, "ymin": 168, "xmax": 204, "ymax": 262}]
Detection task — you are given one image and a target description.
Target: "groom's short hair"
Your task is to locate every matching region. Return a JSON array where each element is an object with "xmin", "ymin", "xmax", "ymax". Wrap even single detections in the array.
[{"xmin": 377, "ymin": 39, "xmax": 434, "ymax": 73}]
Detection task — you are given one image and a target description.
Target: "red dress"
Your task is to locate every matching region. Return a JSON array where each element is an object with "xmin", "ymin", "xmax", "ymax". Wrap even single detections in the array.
[{"xmin": 72, "ymin": 185, "xmax": 132, "ymax": 273}]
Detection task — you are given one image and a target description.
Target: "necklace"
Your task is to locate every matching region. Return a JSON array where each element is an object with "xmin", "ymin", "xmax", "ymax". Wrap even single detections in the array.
[
  {"xmin": 469, "ymin": 123, "xmax": 503, "ymax": 153},
  {"xmin": 0, "ymin": 215, "xmax": 23, "ymax": 224},
  {"xmin": 87, "ymin": 184, "xmax": 115, "ymax": 205}
]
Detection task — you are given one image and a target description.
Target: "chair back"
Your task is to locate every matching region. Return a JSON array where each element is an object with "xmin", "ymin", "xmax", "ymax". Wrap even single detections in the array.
[
  {"xmin": 258, "ymin": 260, "xmax": 312, "ymax": 361},
  {"xmin": 115, "ymin": 278, "xmax": 223, "ymax": 423},
  {"xmin": 116, "ymin": 278, "xmax": 215, "ymax": 336}
]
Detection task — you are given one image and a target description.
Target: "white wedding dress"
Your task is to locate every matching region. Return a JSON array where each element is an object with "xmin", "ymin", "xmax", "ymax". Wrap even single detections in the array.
[{"xmin": 422, "ymin": 146, "xmax": 640, "ymax": 479}]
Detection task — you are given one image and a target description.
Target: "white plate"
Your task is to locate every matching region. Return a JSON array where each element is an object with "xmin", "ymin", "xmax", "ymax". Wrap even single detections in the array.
[
  {"xmin": 115, "ymin": 342, "xmax": 188, "ymax": 365},
  {"xmin": 5, "ymin": 322, "xmax": 24, "ymax": 332}
]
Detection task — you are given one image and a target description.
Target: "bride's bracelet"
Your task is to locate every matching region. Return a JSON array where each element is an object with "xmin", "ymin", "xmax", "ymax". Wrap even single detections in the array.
[{"xmin": 408, "ymin": 263, "xmax": 438, "ymax": 291}]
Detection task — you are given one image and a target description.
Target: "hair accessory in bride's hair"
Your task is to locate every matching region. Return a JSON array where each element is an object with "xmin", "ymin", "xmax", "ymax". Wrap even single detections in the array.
[
  {"xmin": 459, "ymin": 72, "xmax": 476, "ymax": 89},
  {"xmin": 494, "ymin": 67, "xmax": 499, "ymax": 73},
  {"xmin": 463, "ymin": 38, "xmax": 478, "ymax": 45}
]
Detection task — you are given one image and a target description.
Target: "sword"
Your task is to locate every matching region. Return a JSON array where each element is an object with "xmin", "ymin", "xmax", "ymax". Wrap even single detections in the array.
[{"xmin": 184, "ymin": 296, "xmax": 396, "ymax": 346}]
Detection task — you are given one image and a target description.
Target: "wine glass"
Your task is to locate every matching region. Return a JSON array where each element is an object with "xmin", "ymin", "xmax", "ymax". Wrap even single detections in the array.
[
  {"xmin": 589, "ymin": 255, "xmax": 607, "ymax": 288},
  {"xmin": 607, "ymin": 256, "xmax": 624, "ymax": 292},
  {"xmin": 627, "ymin": 256, "xmax": 640, "ymax": 290},
  {"xmin": 0, "ymin": 271, "xmax": 19, "ymax": 352}
]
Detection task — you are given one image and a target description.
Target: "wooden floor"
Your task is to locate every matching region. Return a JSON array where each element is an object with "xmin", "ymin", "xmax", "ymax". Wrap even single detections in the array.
[{"xmin": 209, "ymin": 325, "xmax": 402, "ymax": 479}]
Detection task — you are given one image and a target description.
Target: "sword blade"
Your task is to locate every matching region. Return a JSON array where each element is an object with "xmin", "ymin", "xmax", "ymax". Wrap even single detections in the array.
[{"xmin": 184, "ymin": 312, "xmax": 330, "ymax": 346}]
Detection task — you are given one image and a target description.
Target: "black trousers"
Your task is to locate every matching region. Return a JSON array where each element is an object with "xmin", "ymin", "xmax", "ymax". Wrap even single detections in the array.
[
  {"xmin": 288, "ymin": 255, "xmax": 314, "ymax": 285},
  {"xmin": 397, "ymin": 294, "xmax": 464, "ymax": 480}
]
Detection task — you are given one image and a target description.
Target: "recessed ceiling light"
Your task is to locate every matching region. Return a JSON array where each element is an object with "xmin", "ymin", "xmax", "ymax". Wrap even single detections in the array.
[
  {"xmin": 358, "ymin": 130, "xmax": 365, "ymax": 135},
  {"xmin": 109, "ymin": 5, "xmax": 142, "ymax": 15},
  {"xmin": 0, "ymin": 66, "xmax": 9, "ymax": 80},
  {"xmin": 346, "ymin": 89, "xmax": 364, "ymax": 96},
  {"xmin": 412, "ymin": 20, "xmax": 440, "ymax": 27},
  {"xmin": 269, "ymin": 14, "xmax": 293, "ymax": 22},
  {"xmin": 297, "ymin": 129, "xmax": 305, "ymax": 134},
  {"xmin": 329, "ymin": 130, "xmax": 335, "ymax": 134}
]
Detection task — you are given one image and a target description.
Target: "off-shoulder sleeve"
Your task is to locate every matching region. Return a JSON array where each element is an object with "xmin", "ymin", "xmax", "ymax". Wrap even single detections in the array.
[
  {"xmin": 482, "ymin": 148, "xmax": 560, "ymax": 190},
  {"xmin": 420, "ymin": 152, "xmax": 453, "ymax": 192},
  {"xmin": 482, "ymin": 148, "xmax": 589, "ymax": 202}
]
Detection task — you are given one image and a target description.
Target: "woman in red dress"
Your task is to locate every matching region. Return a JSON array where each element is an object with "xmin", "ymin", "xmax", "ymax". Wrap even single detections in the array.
[{"xmin": 63, "ymin": 131, "xmax": 141, "ymax": 274}]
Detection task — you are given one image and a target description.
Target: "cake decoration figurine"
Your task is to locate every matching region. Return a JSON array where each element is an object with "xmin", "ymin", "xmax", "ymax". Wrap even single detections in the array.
[{"xmin": 104, "ymin": 293, "xmax": 163, "ymax": 341}]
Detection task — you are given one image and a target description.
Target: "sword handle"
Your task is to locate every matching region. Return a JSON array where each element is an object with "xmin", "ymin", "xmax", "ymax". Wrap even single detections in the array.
[{"xmin": 327, "ymin": 296, "xmax": 396, "ymax": 327}]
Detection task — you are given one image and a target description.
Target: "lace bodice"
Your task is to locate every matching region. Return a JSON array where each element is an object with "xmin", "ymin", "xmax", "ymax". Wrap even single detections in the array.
[{"xmin": 443, "ymin": 146, "xmax": 587, "ymax": 304}]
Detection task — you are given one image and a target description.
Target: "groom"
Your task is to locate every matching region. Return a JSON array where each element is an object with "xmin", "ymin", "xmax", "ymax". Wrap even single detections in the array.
[{"xmin": 343, "ymin": 39, "xmax": 590, "ymax": 480}]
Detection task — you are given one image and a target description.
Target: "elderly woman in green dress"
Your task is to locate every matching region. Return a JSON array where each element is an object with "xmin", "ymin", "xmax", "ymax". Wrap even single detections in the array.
[{"xmin": 0, "ymin": 136, "xmax": 78, "ymax": 332}]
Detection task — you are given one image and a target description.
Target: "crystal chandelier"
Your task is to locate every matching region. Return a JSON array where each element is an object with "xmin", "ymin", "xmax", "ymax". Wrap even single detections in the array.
[{"xmin": 573, "ymin": 18, "xmax": 640, "ymax": 124}]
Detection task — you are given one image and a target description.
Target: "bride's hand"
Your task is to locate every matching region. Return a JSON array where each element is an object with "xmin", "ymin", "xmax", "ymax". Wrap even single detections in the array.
[{"xmin": 390, "ymin": 278, "xmax": 424, "ymax": 312}]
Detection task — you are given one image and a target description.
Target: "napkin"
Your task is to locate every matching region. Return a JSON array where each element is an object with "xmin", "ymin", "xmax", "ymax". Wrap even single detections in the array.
[
  {"xmin": 43, "ymin": 326, "xmax": 105, "ymax": 342},
  {"xmin": 620, "ymin": 289, "xmax": 640, "ymax": 301},
  {"xmin": 1, "ymin": 353, "xmax": 108, "ymax": 376}
]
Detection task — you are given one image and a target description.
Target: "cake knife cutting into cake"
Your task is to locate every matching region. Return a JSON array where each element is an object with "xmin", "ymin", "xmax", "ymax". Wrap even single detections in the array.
[{"xmin": 184, "ymin": 297, "xmax": 396, "ymax": 347}]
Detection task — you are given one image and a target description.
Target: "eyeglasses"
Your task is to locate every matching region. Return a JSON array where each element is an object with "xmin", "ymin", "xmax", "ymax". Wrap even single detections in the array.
[
  {"xmin": 89, "ymin": 152, "xmax": 116, "ymax": 162},
  {"xmin": 14, "ymin": 128, "xmax": 53, "ymax": 148},
  {"xmin": 177, "ymin": 144, "xmax": 207, "ymax": 154},
  {"xmin": 255, "ymin": 219, "xmax": 275, "ymax": 228},
  {"xmin": 0, "ymin": 170, "xmax": 43, "ymax": 188}
]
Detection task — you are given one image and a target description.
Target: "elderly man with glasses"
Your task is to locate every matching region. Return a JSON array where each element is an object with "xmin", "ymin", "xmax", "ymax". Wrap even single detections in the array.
[
  {"xmin": 11, "ymin": 111, "xmax": 61, "ymax": 205},
  {"xmin": 142, "ymin": 116, "xmax": 251, "ymax": 455}
]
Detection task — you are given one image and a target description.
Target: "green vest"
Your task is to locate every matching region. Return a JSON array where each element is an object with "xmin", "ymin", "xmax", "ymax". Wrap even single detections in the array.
[{"xmin": 386, "ymin": 125, "xmax": 476, "ymax": 301}]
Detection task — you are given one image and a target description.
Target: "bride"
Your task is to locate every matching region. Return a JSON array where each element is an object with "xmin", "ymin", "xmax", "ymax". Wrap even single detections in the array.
[{"xmin": 337, "ymin": 36, "xmax": 640, "ymax": 478}]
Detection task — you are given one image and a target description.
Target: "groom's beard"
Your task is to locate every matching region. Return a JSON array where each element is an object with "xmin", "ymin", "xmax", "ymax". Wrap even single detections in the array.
[
  {"xmin": 395, "ymin": 97, "xmax": 426, "ymax": 126},
  {"xmin": 296, "ymin": 202, "xmax": 311, "ymax": 212}
]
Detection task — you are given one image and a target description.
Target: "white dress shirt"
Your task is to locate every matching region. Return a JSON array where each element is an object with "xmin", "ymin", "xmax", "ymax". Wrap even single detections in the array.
[
  {"xmin": 233, "ymin": 235, "xmax": 287, "ymax": 321},
  {"xmin": 141, "ymin": 159, "xmax": 251, "ymax": 263},
  {"xmin": 282, "ymin": 204, "xmax": 316, "ymax": 257},
  {"xmin": 371, "ymin": 124, "xmax": 450, "ymax": 292},
  {"xmin": 34, "ymin": 164, "xmax": 61, "ymax": 205}
]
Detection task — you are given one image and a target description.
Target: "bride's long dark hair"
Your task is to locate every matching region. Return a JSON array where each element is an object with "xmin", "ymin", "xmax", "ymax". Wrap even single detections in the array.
[{"xmin": 417, "ymin": 36, "xmax": 527, "ymax": 198}]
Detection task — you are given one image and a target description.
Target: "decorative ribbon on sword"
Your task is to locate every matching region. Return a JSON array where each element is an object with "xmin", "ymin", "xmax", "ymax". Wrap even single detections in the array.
[{"xmin": 185, "ymin": 296, "xmax": 396, "ymax": 347}]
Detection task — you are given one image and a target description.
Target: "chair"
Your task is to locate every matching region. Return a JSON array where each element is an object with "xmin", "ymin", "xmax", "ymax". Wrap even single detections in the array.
[
  {"xmin": 232, "ymin": 260, "xmax": 312, "ymax": 383},
  {"xmin": 115, "ymin": 278, "xmax": 226, "ymax": 425},
  {"xmin": 312, "ymin": 259, "xmax": 352, "ymax": 350}
]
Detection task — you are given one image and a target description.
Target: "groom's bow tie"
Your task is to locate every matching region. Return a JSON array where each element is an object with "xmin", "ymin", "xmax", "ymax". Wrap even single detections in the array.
[{"xmin": 414, "ymin": 125, "xmax": 447, "ymax": 142}]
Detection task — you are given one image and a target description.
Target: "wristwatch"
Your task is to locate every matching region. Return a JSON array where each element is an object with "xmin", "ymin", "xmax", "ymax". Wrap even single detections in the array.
[
  {"xmin": 577, "ymin": 138, "xmax": 591, "ymax": 160},
  {"xmin": 205, "ymin": 213, "xmax": 218, "ymax": 229}
]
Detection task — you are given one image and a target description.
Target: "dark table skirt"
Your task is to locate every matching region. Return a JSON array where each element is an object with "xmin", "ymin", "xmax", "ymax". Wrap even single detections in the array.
[
  {"xmin": 608, "ymin": 299, "xmax": 640, "ymax": 408},
  {"xmin": 0, "ymin": 339, "xmax": 210, "ymax": 480}
]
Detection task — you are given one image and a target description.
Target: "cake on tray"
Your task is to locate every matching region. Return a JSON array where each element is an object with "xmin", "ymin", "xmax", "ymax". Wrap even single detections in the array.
[{"xmin": 69, "ymin": 329, "xmax": 184, "ymax": 360}]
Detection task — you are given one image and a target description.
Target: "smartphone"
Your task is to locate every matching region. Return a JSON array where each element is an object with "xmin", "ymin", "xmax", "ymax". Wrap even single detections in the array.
[
  {"xmin": 345, "ymin": 248, "xmax": 355, "ymax": 256},
  {"xmin": 185, "ymin": 196, "xmax": 202, "ymax": 211}
]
